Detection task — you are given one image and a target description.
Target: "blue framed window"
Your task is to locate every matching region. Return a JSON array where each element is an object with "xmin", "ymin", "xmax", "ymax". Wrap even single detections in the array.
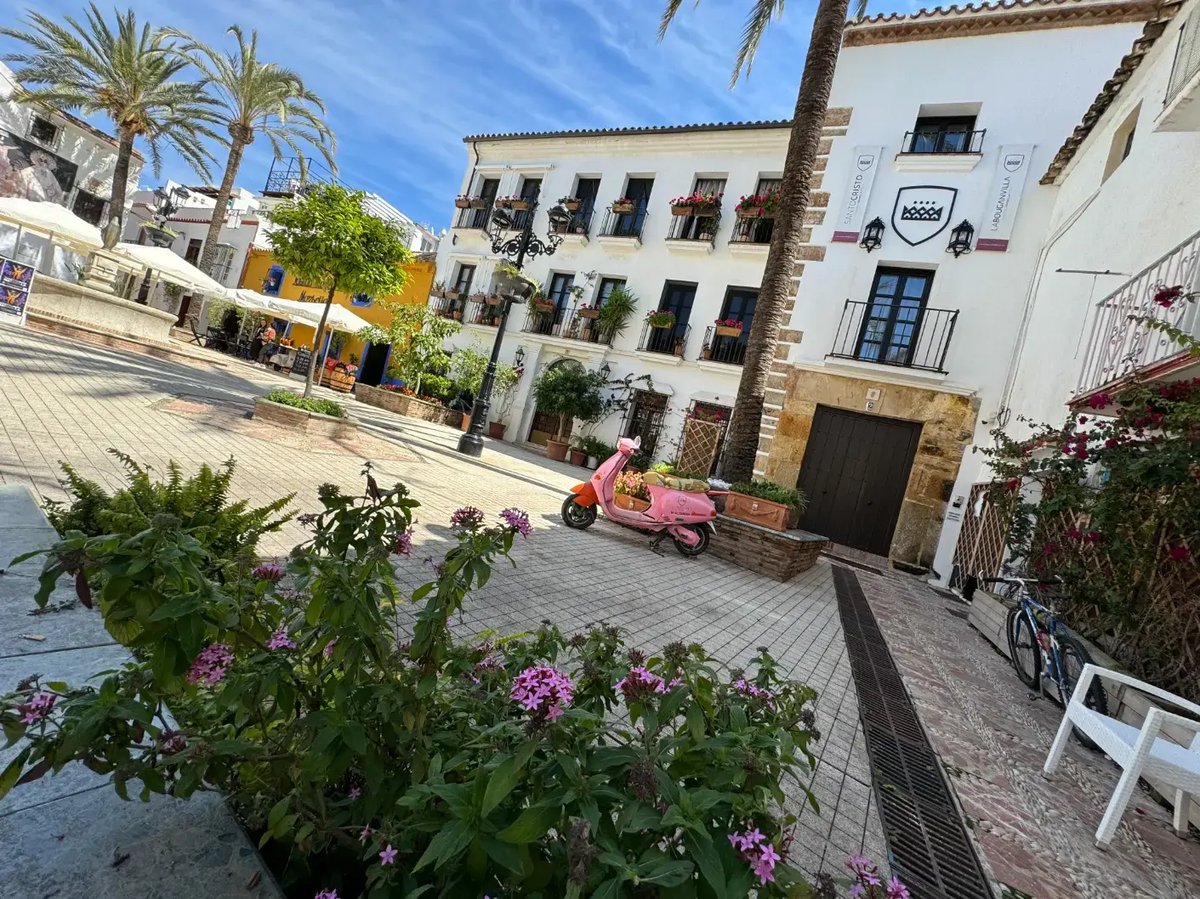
[
  {"xmin": 350, "ymin": 293, "xmax": 373, "ymax": 308},
  {"xmin": 263, "ymin": 265, "xmax": 285, "ymax": 296}
]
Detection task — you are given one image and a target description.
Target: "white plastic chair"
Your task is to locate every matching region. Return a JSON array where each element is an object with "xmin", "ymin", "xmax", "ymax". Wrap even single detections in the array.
[{"xmin": 1043, "ymin": 663, "xmax": 1200, "ymax": 848}]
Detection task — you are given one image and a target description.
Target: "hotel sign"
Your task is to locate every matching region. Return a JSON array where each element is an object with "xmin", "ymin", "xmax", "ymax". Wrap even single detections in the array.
[
  {"xmin": 831, "ymin": 146, "xmax": 882, "ymax": 242},
  {"xmin": 977, "ymin": 144, "xmax": 1034, "ymax": 251}
]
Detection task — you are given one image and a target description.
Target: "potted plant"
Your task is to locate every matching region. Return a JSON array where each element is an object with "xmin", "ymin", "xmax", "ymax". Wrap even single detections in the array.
[
  {"xmin": 645, "ymin": 309, "xmax": 676, "ymax": 329},
  {"xmin": 672, "ymin": 191, "xmax": 722, "ymax": 217},
  {"xmin": 613, "ymin": 470, "xmax": 651, "ymax": 511},
  {"xmin": 483, "ymin": 293, "xmax": 503, "ymax": 306},
  {"xmin": 454, "ymin": 195, "xmax": 473, "ymax": 209},
  {"xmin": 568, "ymin": 438, "xmax": 588, "ymax": 467},
  {"xmin": 725, "ymin": 479, "xmax": 807, "ymax": 532},
  {"xmin": 674, "ymin": 336, "xmax": 686, "ymax": 358},
  {"xmin": 611, "ymin": 197, "xmax": 635, "ymax": 215},
  {"xmin": 735, "ymin": 189, "xmax": 781, "ymax": 219},
  {"xmin": 596, "ymin": 286, "xmax": 637, "ymax": 342},
  {"xmin": 559, "ymin": 196, "xmax": 581, "ymax": 212},
  {"xmin": 531, "ymin": 297, "xmax": 556, "ymax": 315},
  {"xmin": 670, "ymin": 195, "xmax": 694, "ymax": 216},
  {"xmin": 701, "ymin": 345, "xmax": 712, "ymax": 360},
  {"xmin": 531, "ymin": 364, "xmax": 606, "ymax": 462},
  {"xmin": 580, "ymin": 435, "xmax": 614, "ymax": 469},
  {"xmin": 714, "ymin": 318, "xmax": 744, "ymax": 338},
  {"xmin": 469, "ymin": 196, "xmax": 488, "ymax": 209},
  {"xmin": 577, "ymin": 304, "xmax": 600, "ymax": 320}
]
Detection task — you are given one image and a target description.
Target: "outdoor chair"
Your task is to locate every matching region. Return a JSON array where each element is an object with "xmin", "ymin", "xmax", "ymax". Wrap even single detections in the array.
[
  {"xmin": 1043, "ymin": 663, "xmax": 1200, "ymax": 848},
  {"xmin": 185, "ymin": 315, "xmax": 204, "ymax": 346}
]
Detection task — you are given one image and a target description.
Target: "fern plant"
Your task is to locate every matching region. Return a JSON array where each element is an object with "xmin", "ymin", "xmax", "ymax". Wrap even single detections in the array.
[{"xmin": 44, "ymin": 451, "xmax": 294, "ymax": 575}]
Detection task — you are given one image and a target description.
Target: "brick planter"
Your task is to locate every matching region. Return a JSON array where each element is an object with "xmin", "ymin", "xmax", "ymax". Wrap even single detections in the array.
[
  {"xmin": 251, "ymin": 397, "xmax": 357, "ymax": 438},
  {"xmin": 355, "ymin": 384, "xmax": 464, "ymax": 428},
  {"xmin": 709, "ymin": 514, "xmax": 829, "ymax": 582}
]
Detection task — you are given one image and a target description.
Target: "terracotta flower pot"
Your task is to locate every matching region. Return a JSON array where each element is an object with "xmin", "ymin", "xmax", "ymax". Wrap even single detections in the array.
[
  {"xmin": 454, "ymin": 198, "xmax": 472, "ymax": 209},
  {"xmin": 736, "ymin": 206, "xmax": 763, "ymax": 219},
  {"xmin": 545, "ymin": 438, "xmax": 570, "ymax": 462},
  {"xmin": 577, "ymin": 308, "xmax": 599, "ymax": 319},
  {"xmin": 460, "ymin": 413, "xmax": 472, "ymax": 433},
  {"xmin": 488, "ymin": 421, "xmax": 505, "ymax": 439},
  {"xmin": 569, "ymin": 449, "xmax": 587, "ymax": 466}
]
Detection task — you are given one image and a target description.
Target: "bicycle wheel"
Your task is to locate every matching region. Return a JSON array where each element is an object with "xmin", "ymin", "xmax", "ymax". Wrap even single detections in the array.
[
  {"xmin": 1056, "ymin": 635, "xmax": 1108, "ymax": 750},
  {"xmin": 1007, "ymin": 608, "xmax": 1041, "ymax": 689}
]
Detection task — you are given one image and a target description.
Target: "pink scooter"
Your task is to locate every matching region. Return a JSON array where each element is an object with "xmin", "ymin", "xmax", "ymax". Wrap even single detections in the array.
[{"xmin": 560, "ymin": 437, "xmax": 718, "ymax": 556}]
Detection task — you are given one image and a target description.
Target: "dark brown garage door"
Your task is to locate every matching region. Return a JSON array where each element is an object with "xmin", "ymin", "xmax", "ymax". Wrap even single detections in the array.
[{"xmin": 797, "ymin": 406, "xmax": 922, "ymax": 556}]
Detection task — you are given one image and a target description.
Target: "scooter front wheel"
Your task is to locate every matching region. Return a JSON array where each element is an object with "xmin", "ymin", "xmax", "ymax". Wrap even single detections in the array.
[
  {"xmin": 561, "ymin": 495, "xmax": 597, "ymax": 529},
  {"xmin": 673, "ymin": 524, "xmax": 710, "ymax": 557}
]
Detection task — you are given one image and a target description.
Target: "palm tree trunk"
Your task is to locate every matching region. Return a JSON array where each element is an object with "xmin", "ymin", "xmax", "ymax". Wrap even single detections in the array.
[
  {"xmin": 719, "ymin": 0, "xmax": 850, "ymax": 484},
  {"xmin": 199, "ymin": 139, "xmax": 245, "ymax": 277},
  {"xmin": 303, "ymin": 284, "xmax": 336, "ymax": 399},
  {"xmin": 103, "ymin": 129, "xmax": 136, "ymax": 249}
]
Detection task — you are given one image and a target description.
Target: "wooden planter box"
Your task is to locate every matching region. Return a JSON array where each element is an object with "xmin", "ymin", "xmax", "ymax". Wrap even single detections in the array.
[
  {"xmin": 494, "ymin": 199, "xmax": 513, "ymax": 209},
  {"xmin": 510, "ymin": 199, "xmax": 530, "ymax": 211},
  {"xmin": 562, "ymin": 199, "xmax": 581, "ymax": 211},
  {"xmin": 611, "ymin": 202, "xmax": 635, "ymax": 214},
  {"xmin": 647, "ymin": 319, "xmax": 675, "ymax": 330},
  {"xmin": 484, "ymin": 294, "xmax": 503, "ymax": 306},
  {"xmin": 724, "ymin": 492, "xmax": 799, "ymax": 532},
  {"xmin": 454, "ymin": 198, "xmax": 472, "ymax": 209},
  {"xmin": 577, "ymin": 308, "xmax": 599, "ymax": 319},
  {"xmin": 355, "ymin": 384, "xmax": 463, "ymax": 429},
  {"xmin": 736, "ymin": 207, "xmax": 764, "ymax": 219},
  {"xmin": 614, "ymin": 493, "xmax": 651, "ymax": 512},
  {"xmin": 714, "ymin": 324, "xmax": 742, "ymax": 338},
  {"xmin": 318, "ymin": 368, "xmax": 356, "ymax": 393},
  {"xmin": 532, "ymin": 302, "xmax": 556, "ymax": 315},
  {"xmin": 709, "ymin": 515, "xmax": 828, "ymax": 582},
  {"xmin": 469, "ymin": 198, "xmax": 488, "ymax": 209},
  {"xmin": 252, "ymin": 397, "xmax": 357, "ymax": 438},
  {"xmin": 694, "ymin": 205, "xmax": 719, "ymax": 218},
  {"xmin": 671, "ymin": 204, "xmax": 694, "ymax": 216}
]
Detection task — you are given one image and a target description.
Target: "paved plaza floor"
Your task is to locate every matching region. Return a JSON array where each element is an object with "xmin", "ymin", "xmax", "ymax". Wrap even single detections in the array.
[{"xmin": 1, "ymin": 324, "xmax": 1198, "ymax": 897}]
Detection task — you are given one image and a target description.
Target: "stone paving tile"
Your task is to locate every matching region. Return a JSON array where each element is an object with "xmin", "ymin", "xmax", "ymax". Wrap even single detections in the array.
[
  {"xmin": 0, "ymin": 324, "xmax": 886, "ymax": 882},
  {"xmin": 854, "ymin": 567, "xmax": 1200, "ymax": 899}
]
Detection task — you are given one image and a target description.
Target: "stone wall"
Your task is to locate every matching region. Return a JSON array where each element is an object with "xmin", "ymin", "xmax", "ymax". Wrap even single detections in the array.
[
  {"xmin": 355, "ymin": 384, "xmax": 463, "ymax": 428},
  {"xmin": 709, "ymin": 515, "xmax": 829, "ymax": 582},
  {"xmin": 26, "ymin": 275, "xmax": 176, "ymax": 343},
  {"xmin": 759, "ymin": 366, "xmax": 978, "ymax": 568},
  {"xmin": 252, "ymin": 397, "xmax": 357, "ymax": 439}
]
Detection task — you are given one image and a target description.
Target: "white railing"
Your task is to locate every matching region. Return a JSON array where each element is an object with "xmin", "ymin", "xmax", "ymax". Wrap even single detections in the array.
[
  {"xmin": 1075, "ymin": 229, "xmax": 1200, "ymax": 397},
  {"xmin": 1166, "ymin": 4, "xmax": 1200, "ymax": 107}
]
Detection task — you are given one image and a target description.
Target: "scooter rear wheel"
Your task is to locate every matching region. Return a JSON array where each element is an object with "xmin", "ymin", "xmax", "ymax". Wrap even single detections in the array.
[
  {"xmin": 561, "ymin": 495, "xmax": 597, "ymax": 529},
  {"xmin": 673, "ymin": 524, "xmax": 710, "ymax": 557}
]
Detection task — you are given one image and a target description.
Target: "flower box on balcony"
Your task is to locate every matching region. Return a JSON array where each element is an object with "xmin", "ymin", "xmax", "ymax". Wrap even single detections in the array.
[
  {"xmin": 694, "ymin": 205, "xmax": 719, "ymax": 218},
  {"xmin": 671, "ymin": 204, "xmax": 694, "ymax": 217},
  {"xmin": 714, "ymin": 322, "xmax": 743, "ymax": 338},
  {"xmin": 560, "ymin": 197, "xmax": 581, "ymax": 212},
  {"xmin": 454, "ymin": 197, "xmax": 473, "ymax": 209},
  {"xmin": 509, "ymin": 199, "xmax": 530, "ymax": 211},
  {"xmin": 494, "ymin": 197, "xmax": 514, "ymax": 209},
  {"xmin": 445, "ymin": 290, "xmax": 461, "ymax": 300},
  {"xmin": 612, "ymin": 200, "xmax": 635, "ymax": 215},
  {"xmin": 469, "ymin": 198, "xmax": 488, "ymax": 209},
  {"xmin": 735, "ymin": 206, "xmax": 764, "ymax": 219},
  {"xmin": 484, "ymin": 294, "xmax": 503, "ymax": 306},
  {"xmin": 577, "ymin": 307, "xmax": 600, "ymax": 319},
  {"xmin": 531, "ymin": 300, "xmax": 556, "ymax": 315},
  {"xmin": 646, "ymin": 311, "xmax": 676, "ymax": 329}
]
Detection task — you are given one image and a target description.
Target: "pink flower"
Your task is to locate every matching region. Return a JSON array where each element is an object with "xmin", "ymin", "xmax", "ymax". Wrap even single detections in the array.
[
  {"xmin": 1168, "ymin": 545, "xmax": 1191, "ymax": 562},
  {"xmin": 449, "ymin": 506, "xmax": 485, "ymax": 529},
  {"xmin": 886, "ymin": 876, "xmax": 912, "ymax": 899},
  {"xmin": 846, "ymin": 855, "xmax": 873, "ymax": 875},
  {"xmin": 348, "ymin": 785, "xmax": 361, "ymax": 800},
  {"xmin": 323, "ymin": 639, "xmax": 337, "ymax": 659},
  {"xmin": 1088, "ymin": 392, "xmax": 1113, "ymax": 410},
  {"xmin": 733, "ymin": 678, "xmax": 777, "ymax": 709},
  {"xmin": 315, "ymin": 891, "xmax": 339, "ymax": 899},
  {"xmin": 379, "ymin": 844, "xmax": 398, "ymax": 865},
  {"xmin": 18, "ymin": 691, "xmax": 56, "ymax": 725},
  {"xmin": 1004, "ymin": 478, "xmax": 1021, "ymax": 492},
  {"xmin": 393, "ymin": 530, "xmax": 412, "ymax": 556},
  {"xmin": 266, "ymin": 628, "xmax": 296, "ymax": 651},
  {"xmin": 358, "ymin": 825, "xmax": 374, "ymax": 844},
  {"xmin": 614, "ymin": 666, "xmax": 674, "ymax": 701},
  {"xmin": 510, "ymin": 665, "xmax": 574, "ymax": 722},
  {"xmin": 186, "ymin": 643, "xmax": 233, "ymax": 686},
  {"xmin": 1085, "ymin": 531, "xmax": 1102, "ymax": 544},
  {"xmin": 252, "ymin": 563, "xmax": 285, "ymax": 583},
  {"xmin": 752, "ymin": 842, "xmax": 780, "ymax": 884},
  {"xmin": 500, "ymin": 507, "xmax": 533, "ymax": 537}
]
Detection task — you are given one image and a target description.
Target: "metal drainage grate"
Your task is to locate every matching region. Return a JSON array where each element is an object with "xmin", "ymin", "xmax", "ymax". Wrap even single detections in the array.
[{"xmin": 833, "ymin": 566, "xmax": 991, "ymax": 899}]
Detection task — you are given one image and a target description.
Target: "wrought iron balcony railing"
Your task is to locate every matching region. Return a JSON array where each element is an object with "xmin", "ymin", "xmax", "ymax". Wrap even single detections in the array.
[
  {"xmin": 637, "ymin": 321, "xmax": 690, "ymax": 358},
  {"xmin": 552, "ymin": 209, "xmax": 594, "ymax": 238},
  {"xmin": 454, "ymin": 203, "xmax": 493, "ymax": 230},
  {"xmin": 1075, "ymin": 229, "xmax": 1200, "ymax": 398},
  {"xmin": 464, "ymin": 295, "xmax": 503, "ymax": 327},
  {"xmin": 521, "ymin": 301, "xmax": 616, "ymax": 346},
  {"xmin": 899, "ymin": 128, "xmax": 986, "ymax": 155},
  {"xmin": 828, "ymin": 300, "xmax": 958, "ymax": 373},
  {"xmin": 262, "ymin": 156, "xmax": 336, "ymax": 197},
  {"xmin": 730, "ymin": 216, "xmax": 774, "ymax": 245},
  {"xmin": 1167, "ymin": 4, "xmax": 1200, "ymax": 107},
  {"xmin": 701, "ymin": 326, "xmax": 747, "ymax": 365},
  {"xmin": 431, "ymin": 292, "xmax": 465, "ymax": 320},
  {"xmin": 666, "ymin": 210, "xmax": 720, "ymax": 245},
  {"xmin": 599, "ymin": 206, "xmax": 648, "ymax": 240}
]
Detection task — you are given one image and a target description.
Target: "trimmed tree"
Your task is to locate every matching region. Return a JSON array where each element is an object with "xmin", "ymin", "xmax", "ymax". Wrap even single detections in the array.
[
  {"xmin": 659, "ymin": 0, "xmax": 853, "ymax": 482},
  {"xmin": 267, "ymin": 184, "xmax": 412, "ymax": 398},
  {"xmin": 359, "ymin": 303, "xmax": 460, "ymax": 395}
]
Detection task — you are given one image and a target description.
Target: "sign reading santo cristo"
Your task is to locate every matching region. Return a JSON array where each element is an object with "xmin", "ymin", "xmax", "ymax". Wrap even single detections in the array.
[{"xmin": 831, "ymin": 146, "xmax": 882, "ymax": 243}]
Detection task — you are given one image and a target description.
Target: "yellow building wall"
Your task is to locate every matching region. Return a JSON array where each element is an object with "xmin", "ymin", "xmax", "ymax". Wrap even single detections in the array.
[{"xmin": 239, "ymin": 248, "xmax": 435, "ymax": 362}]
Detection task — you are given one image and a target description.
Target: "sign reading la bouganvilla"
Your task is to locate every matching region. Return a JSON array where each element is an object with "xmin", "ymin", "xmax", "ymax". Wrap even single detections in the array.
[
  {"xmin": 977, "ymin": 144, "xmax": 1034, "ymax": 251},
  {"xmin": 0, "ymin": 254, "xmax": 34, "ymax": 325},
  {"xmin": 831, "ymin": 146, "xmax": 882, "ymax": 243}
]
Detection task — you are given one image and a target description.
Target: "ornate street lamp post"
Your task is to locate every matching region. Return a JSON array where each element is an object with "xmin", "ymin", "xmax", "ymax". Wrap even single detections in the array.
[{"xmin": 457, "ymin": 187, "xmax": 571, "ymax": 456}]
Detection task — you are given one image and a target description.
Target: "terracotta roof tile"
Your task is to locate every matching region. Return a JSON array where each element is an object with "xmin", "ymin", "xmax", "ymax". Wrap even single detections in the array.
[{"xmin": 462, "ymin": 119, "xmax": 791, "ymax": 143}]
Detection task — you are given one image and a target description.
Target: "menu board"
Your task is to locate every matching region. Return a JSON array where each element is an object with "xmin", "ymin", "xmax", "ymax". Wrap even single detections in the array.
[{"xmin": 0, "ymin": 255, "xmax": 34, "ymax": 324}]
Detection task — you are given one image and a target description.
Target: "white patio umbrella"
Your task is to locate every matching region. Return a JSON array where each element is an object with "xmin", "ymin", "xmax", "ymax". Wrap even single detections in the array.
[
  {"xmin": 110, "ymin": 243, "xmax": 228, "ymax": 294},
  {"xmin": 0, "ymin": 197, "xmax": 104, "ymax": 251}
]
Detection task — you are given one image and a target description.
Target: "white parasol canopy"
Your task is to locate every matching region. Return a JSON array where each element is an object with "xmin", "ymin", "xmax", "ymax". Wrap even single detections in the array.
[
  {"xmin": 227, "ymin": 288, "xmax": 277, "ymax": 314},
  {"xmin": 0, "ymin": 197, "xmax": 103, "ymax": 250},
  {"xmin": 319, "ymin": 302, "xmax": 373, "ymax": 334},
  {"xmin": 111, "ymin": 242, "xmax": 228, "ymax": 293}
]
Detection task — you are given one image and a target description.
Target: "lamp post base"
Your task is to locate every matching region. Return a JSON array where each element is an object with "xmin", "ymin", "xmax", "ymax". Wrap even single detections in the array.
[{"xmin": 457, "ymin": 431, "xmax": 485, "ymax": 457}]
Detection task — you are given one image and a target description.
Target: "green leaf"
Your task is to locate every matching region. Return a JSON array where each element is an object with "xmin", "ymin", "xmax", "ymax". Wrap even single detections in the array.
[
  {"xmin": 0, "ymin": 748, "xmax": 30, "ymax": 801},
  {"xmin": 684, "ymin": 831, "xmax": 726, "ymax": 899},
  {"xmin": 483, "ymin": 754, "xmax": 522, "ymax": 816},
  {"xmin": 267, "ymin": 796, "xmax": 289, "ymax": 831},
  {"xmin": 636, "ymin": 858, "xmax": 693, "ymax": 887},
  {"xmin": 616, "ymin": 801, "xmax": 660, "ymax": 834},
  {"xmin": 480, "ymin": 834, "xmax": 524, "ymax": 874},
  {"xmin": 592, "ymin": 877, "xmax": 625, "ymax": 899},
  {"xmin": 497, "ymin": 804, "xmax": 559, "ymax": 844},
  {"xmin": 687, "ymin": 703, "xmax": 706, "ymax": 742},
  {"xmin": 413, "ymin": 819, "xmax": 473, "ymax": 871},
  {"xmin": 342, "ymin": 723, "xmax": 368, "ymax": 754}
]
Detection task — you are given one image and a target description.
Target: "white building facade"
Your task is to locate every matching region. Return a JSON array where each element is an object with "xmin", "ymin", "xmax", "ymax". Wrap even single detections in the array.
[
  {"xmin": 0, "ymin": 61, "xmax": 143, "ymax": 226},
  {"xmin": 433, "ymin": 121, "xmax": 793, "ymax": 468}
]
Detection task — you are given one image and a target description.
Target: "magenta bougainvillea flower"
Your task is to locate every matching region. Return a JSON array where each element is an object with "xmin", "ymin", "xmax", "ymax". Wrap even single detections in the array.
[
  {"xmin": 186, "ymin": 644, "xmax": 233, "ymax": 686},
  {"xmin": 510, "ymin": 666, "xmax": 574, "ymax": 722},
  {"xmin": 499, "ymin": 507, "xmax": 532, "ymax": 537},
  {"xmin": 1153, "ymin": 284, "xmax": 1185, "ymax": 307}
]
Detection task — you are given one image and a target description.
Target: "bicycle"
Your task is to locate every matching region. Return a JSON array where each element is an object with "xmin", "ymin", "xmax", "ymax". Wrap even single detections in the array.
[{"xmin": 981, "ymin": 575, "xmax": 1109, "ymax": 748}]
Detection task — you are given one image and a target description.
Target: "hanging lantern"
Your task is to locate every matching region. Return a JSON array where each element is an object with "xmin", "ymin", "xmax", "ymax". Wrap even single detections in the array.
[
  {"xmin": 860, "ymin": 217, "xmax": 885, "ymax": 253},
  {"xmin": 947, "ymin": 219, "xmax": 975, "ymax": 257}
]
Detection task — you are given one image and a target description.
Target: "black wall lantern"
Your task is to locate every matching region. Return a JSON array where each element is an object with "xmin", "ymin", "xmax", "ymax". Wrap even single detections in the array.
[
  {"xmin": 860, "ymin": 216, "xmax": 885, "ymax": 252},
  {"xmin": 947, "ymin": 219, "xmax": 975, "ymax": 257}
]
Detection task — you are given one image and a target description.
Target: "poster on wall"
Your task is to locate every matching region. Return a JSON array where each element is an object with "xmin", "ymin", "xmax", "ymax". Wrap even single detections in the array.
[
  {"xmin": 0, "ymin": 255, "xmax": 34, "ymax": 324},
  {"xmin": 976, "ymin": 144, "xmax": 1034, "ymax": 251},
  {"xmin": 831, "ymin": 146, "xmax": 882, "ymax": 243},
  {"xmin": 0, "ymin": 130, "xmax": 79, "ymax": 205}
]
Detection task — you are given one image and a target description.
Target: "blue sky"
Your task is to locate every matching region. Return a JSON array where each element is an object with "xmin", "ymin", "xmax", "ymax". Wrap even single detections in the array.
[{"xmin": 5, "ymin": 0, "xmax": 909, "ymax": 230}]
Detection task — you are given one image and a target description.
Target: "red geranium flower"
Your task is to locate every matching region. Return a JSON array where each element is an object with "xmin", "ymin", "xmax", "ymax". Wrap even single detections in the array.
[
  {"xmin": 1005, "ymin": 478, "xmax": 1021, "ymax": 492},
  {"xmin": 1153, "ymin": 285, "xmax": 1184, "ymax": 308}
]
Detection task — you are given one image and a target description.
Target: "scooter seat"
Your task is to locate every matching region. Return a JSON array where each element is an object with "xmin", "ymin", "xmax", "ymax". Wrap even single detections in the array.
[{"xmin": 643, "ymin": 471, "xmax": 710, "ymax": 493}]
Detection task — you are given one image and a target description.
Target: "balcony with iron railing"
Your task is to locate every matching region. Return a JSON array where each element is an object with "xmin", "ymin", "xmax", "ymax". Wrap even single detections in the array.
[
  {"xmin": 598, "ymin": 205, "xmax": 648, "ymax": 245},
  {"xmin": 899, "ymin": 128, "xmax": 986, "ymax": 155},
  {"xmin": 729, "ymin": 215, "xmax": 775, "ymax": 247},
  {"xmin": 431, "ymin": 292, "xmax": 466, "ymax": 321},
  {"xmin": 552, "ymin": 209, "xmax": 595, "ymax": 240},
  {"xmin": 665, "ymin": 207, "xmax": 720, "ymax": 253},
  {"xmin": 464, "ymin": 294, "xmax": 504, "ymax": 327},
  {"xmin": 637, "ymin": 320, "xmax": 690, "ymax": 359},
  {"xmin": 828, "ymin": 300, "xmax": 959, "ymax": 373},
  {"xmin": 454, "ymin": 202, "xmax": 493, "ymax": 230},
  {"xmin": 521, "ymin": 301, "xmax": 615, "ymax": 346},
  {"xmin": 1075, "ymin": 230, "xmax": 1200, "ymax": 402},
  {"xmin": 700, "ymin": 325, "xmax": 747, "ymax": 365}
]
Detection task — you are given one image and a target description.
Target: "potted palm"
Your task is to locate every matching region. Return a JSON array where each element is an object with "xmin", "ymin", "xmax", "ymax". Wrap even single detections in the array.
[
  {"xmin": 596, "ymin": 286, "xmax": 637, "ymax": 343},
  {"xmin": 531, "ymin": 364, "xmax": 606, "ymax": 462}
]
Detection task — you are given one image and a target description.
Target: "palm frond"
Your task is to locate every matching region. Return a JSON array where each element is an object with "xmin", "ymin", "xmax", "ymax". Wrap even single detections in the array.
[
  {"xmin": 731, "ymin": 0, "xmax": 787, "ymax": 86},
  {"xmin": 852, "ymin": 0, "xmax": 869, "ymax": 19},
  {"xmin": 657, "ymin": 0, "xmax": 687, "ymax": 41}
]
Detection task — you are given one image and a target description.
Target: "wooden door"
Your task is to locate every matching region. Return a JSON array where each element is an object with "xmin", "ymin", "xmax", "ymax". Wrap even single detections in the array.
[{"xmin": 797, "ymin": 406, "xmax": 922, "ymax": 555}]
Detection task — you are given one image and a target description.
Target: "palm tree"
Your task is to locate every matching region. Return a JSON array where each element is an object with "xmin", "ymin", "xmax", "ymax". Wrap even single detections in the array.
[
  {"xmin": 167, "ymin": 26, "xmax": 336, "ymax": 278},
  {"xmin": 1, "ymin": 4, "xmax": 220, "ymax": 247},
  {"xmin": 660, "ymin": 0, "xmax": 856, "ymax": 483}
]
